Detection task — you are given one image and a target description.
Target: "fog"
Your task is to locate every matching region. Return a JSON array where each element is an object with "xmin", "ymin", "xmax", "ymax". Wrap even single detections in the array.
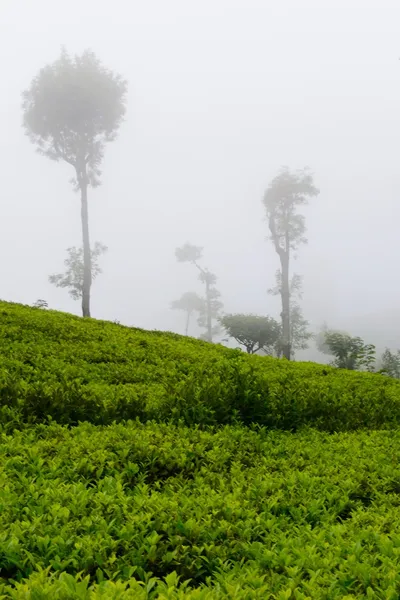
[{"xmin": 1, "ymin": 0, "xmax": 399, "ymax": 356}]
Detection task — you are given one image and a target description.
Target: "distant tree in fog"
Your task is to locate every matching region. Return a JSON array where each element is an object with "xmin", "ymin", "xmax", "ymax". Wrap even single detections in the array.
[
  {"xmin": 170, "ymin": 291, "xmax": 205, "ymax": 336},
  {"xmin": 32, "ymin": 299, "xmax": 48, "ymax": 309},
  {"xmin": 263, "ymin": 168, "xmax": 319, "ymax": 360},
  {"xmin": 197, "ymin": 284, "xmax": 223, "ymax": 342},
  {"xmin": 175, "ymin": 243, "xmax": 223, "ymax": 343},
  {"xmin": 288, "ymin": 304, "xmax": 313, "ymax": 357},
  {"xmin": 22, "ymin": 48, "xmax": 127, "ymax": 318},
  {"xmin": 220, "ymin": 313, "xmax": 281, "ymax": 354},
  {"xmin": 379, "ymin": 348, "xmax": 400, "ymax": 378},
  {"xmin": 315, "ymin": 322, "xmax": 333, "ymax": 355},
  {"xmin": 49, "ymin": 242, "xmax": 108, "ymax": 303},
  {"xmin": 318, "ymin": 329, "xmax": 376, "ymax": 371},
  {"xmin": 269, "ymin": 272, "xmax": 313, "ymax": 359}
]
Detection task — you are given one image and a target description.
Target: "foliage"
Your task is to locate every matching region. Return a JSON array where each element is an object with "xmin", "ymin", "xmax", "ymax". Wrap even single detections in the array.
[
  {"xmin": 3, "ymin": 423, "xmax": 400, "ymax": 596},
  {"xmin": 175, "ymin": 244, "xmax": 223, "ymax": 342},
  {"xmin": 289, "ymin": 304, "xmax": 313, "ymax": 354},
  {"xmin": 170, "ymin": 292, "xmax": 205, "ymax": 314},
  {"xmin": 197, "ymin": 286, "xmax": 223, "ymax": 341},
  {"xmin": 170, "ymin": 292, "xmax": 205, "ymax": 336},
  {"xmin": 263, "ymin": 168, "xmax": 319, "ymax": 253},
  {"xmin": 380, "ymin": 348, "xmax": 400, "ymax": 379},
  {"xmin": 1, "ymin": 301, "xmax": 400, "ymax": 432},
  {"xmin": 323, "ymin": 330, "xmax": 376, "ymax": 371},
  {"xmin": 32, "ymin": 299, "xmax": 48, "ymax": 308},
  {"xmin": 49, "ymin": 242, "xmax": 108, "ymax": 301},
  {"xmin": 175, "ymin": 243, "xmax": 203, "ymax": 265},
  {"xmin": 2, "ymin": 302, "xmax": 400, "ymax": 595},
  {"xmin": 269, "ymin": 272, "xmax": 312, "ymax": 358},
  {"xmin": 220, "ymin": 313, "xmax": 281, "ymax": 354},
  {"xmin": 22, "ymin": 48, "xmax": 127, "ymax": 188},
  {"xmin": 315, "ymin": 322, "xmax": 337, "ymax": 355},
  {"xmin": 263, "ymin": 168, "xmax": 319, "ymax": 360}
]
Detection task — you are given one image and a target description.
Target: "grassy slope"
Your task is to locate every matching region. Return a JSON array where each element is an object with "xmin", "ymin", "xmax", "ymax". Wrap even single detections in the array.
[
  {"xmin": 2, "ymin": 302, "xmax": 400, "ymax": 598},
  {"xmin": 1, "ymin": 300, "xmax": 400, "ymax": 431}
]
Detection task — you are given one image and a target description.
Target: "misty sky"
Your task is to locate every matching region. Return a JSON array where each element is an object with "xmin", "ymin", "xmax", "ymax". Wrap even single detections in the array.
[{"xmin": 1, "ymin": 0, "xmax": 399, "ymax": 344}]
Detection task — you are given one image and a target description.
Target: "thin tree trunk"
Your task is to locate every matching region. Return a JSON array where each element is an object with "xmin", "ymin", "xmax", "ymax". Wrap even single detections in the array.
[
  {"xmin": 280, "ymin": 251, "xmax": 291, "ymax": 360},
  {"xmin": 193, "ymin": 261, "xmax": 213, "ymax": 343},
  {"xmin": 268, "ymin": 210, "xmax": 291, "ymax": 360},
  {"xmin": 205, "ymin": 278, "xmax": 212, "ymax": 342},
  {"xmin": 80, "ymin": 170, "xmax": 92, "ymax": 318},
  {"xmin": 185, "ymin": 310, "xmax": 191, "ymax": 336}
]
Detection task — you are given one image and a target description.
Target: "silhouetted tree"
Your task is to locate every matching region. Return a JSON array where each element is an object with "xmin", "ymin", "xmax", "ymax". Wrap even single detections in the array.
[
  {"xmin": 175, "ymin": 243, "xmax": 223, "ymax": 342},
  {"xmin": 263, "ymin": 168, "xmax": 319, "ymax": 359},
  {"xmin": 170, "ymin": 291, "xmax": 205, "ymax": 336},
  {"xmin": 23, "ymin": 48, "xmax": 127, "ymax": 317},
  {"xmin": 32, "ymin": 299, "xmax": 48, "ymax": 308},
  {"xmin": 220, "ymin": 313, "xmax": 281, "ymax": 354},
  {"xmin": 49, "ymin": 242, "xmax": 108, "ymax": 302}
]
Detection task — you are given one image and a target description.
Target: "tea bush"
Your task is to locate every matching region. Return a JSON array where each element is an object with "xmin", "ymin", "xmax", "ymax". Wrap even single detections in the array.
[
  {"xmin": 1, "ymin": 422, "xmax": 400, "ymax": 597},
  {"xmin": 1, "ymin": 300, "xmax": 400, "ymax": 432},
  {"xmin": 3, "ymin": 301, "xmax": 400, "ymax": 597}
]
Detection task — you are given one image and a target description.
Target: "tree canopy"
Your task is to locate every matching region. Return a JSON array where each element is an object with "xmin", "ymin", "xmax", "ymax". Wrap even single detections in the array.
[
  {"xmin": 263, "ymin": 167, "xmax": 319, "ymax": 255},
  {"xmin": 170, "ymin": 292, "xmax": 205, "ymax": 336},
  {"xmin": 22, "ymin": 48, "xmax": 127, "ymax": 187},
  {"xmin": 220, "ymin": 314, "xmax": 281, "ymax": 354},
  {"xmin": 321, "ymin": 330, "xmax": 376, "ymax": 371}
]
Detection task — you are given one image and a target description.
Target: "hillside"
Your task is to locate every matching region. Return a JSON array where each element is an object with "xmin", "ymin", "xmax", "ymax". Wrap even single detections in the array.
[
  {"xmin": 1, "ymin": 300, "xmax": 400, "ymax": 432},
  {"xmin": 3, "ymin": 302, "xmax": 400, "ymax": 597}
]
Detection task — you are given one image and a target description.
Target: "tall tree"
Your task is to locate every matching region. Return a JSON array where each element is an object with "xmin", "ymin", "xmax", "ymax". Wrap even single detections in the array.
[
  {"xmin": 175, "ymin": 243, "xmax": 223, "ymax": 342},
  {"xmin": 263, "ymin": 168, "xmax": 319, "ymax": 359},
  {"xmin": 170, "ymin": 291, "xmax": 205, "ymax": 336},
  {"xmin": 220, "ymin": 313, "xmax": 281, "ymax": 354},
  {"xmin": 22, "ymin": 48, "xmax": 127, "ymax": 317},
  {"xmin": 49, "ymin": 242, "xmax": 108, "ymax": 302}
]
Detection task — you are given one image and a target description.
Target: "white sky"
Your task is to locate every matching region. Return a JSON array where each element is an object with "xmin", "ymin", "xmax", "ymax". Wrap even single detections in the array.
[{"xmin": 0, "ymin": 0, "xmax": 399, "ymax": 347}]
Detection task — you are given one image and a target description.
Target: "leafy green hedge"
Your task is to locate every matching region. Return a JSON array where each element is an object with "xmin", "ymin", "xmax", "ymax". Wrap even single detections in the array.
[
  {"xmin": 1, "ymin": 301, "xmax": 400, "ymax": 431},
  {"xmin": 2, "ymin": 422, "xmax": 400, "ymax": 598}
]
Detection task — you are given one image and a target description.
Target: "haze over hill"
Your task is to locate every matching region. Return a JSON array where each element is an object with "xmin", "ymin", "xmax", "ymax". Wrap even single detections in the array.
[{"xmin": 1, "ymin": 0, "xmax": 399, "ymax": 357}]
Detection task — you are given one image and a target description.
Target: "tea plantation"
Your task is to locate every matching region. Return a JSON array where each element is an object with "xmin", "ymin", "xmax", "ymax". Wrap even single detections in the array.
[{"xmin": 2, "ymin": 301, "xmax": 400, "ymax": 598}]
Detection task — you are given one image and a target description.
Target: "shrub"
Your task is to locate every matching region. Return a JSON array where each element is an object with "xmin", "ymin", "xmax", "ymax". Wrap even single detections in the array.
[{"xmin": 0, "ymin": 301, "xmax": 400, "ymax": 432}]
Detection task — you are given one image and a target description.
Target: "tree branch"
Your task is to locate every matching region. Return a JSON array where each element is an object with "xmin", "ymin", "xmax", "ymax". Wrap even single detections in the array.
[
  {"xmin": 268, "ymin": 212, "xmax": 285, "ymax": 259},
  {"xmin": 193, "ymin": 260, "xmax": 206, "ymax": 275}
]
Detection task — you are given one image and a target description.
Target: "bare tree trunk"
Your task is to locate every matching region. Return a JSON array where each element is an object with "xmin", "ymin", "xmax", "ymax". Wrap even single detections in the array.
[
  {"xmin": 80, "ymin": 172, "xmax": 92, "ymax": 318},
  {"xmin": 205, "ymin": 278, "xmax": 212, "ymax": 342},
  {"xmin": 268, "ymin": 211, "xmax": 291, "ymax": 360},
  {"xmin": 280, "ymin": 251, "xmax": 291, "ymax": 360},
  {"xmin": 185, "ymin": 310, "xmax": 191, "ymax": 336}
]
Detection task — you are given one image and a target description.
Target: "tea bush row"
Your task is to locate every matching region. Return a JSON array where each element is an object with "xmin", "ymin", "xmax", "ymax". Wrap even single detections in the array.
[
  {"xmin": 2, "ymin": 422, "xmax": 400, "ymax": 597},
  {"xmin": 1, "ymin": 301, "xmax": 400, "ymax": 431}
]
